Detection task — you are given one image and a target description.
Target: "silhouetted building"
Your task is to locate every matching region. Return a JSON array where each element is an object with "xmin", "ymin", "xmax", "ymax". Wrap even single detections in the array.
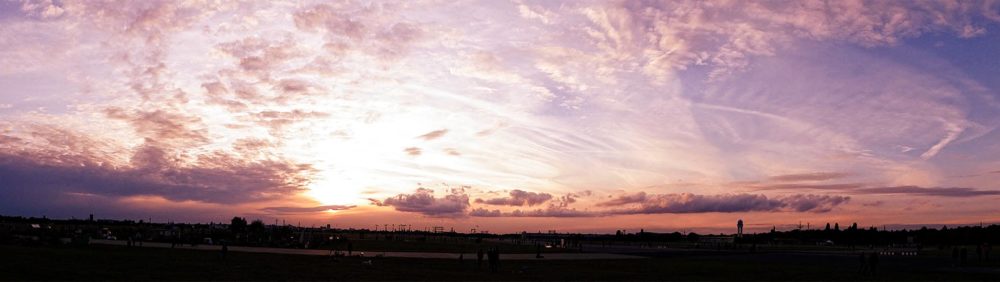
[{"xmin": 737, "ymin": 219, "xmax": 744, "ymax": 237}]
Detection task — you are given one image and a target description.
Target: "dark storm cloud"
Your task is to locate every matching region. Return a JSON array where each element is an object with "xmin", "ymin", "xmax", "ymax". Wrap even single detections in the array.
[{"xmin": 474, "ymin": 189, "xmax": 553, "ymax": 207}]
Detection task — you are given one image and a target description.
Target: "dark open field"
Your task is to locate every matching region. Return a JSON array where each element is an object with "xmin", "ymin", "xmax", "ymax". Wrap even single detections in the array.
[
  {"xmin": 333, "ymin": 237, "xmax": 577, "ymax": 254},
  {"xmin": 2, "ymin": 244, "xmax": 998, "ymax": 281}
]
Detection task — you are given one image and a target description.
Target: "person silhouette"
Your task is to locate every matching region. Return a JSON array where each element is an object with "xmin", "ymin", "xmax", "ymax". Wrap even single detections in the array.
[
  {"xmin": 221, "ymin": 240, "xmax": 229, "ymax": 260},
  {"xmin": 868, "ymin": 252, "xmax": 879, "ymax": 277},
  {"xmin": 986, "ymin": 243, "xmax": 992, "ymax": 261},
  {"xmin": 489, "ymin": 247, "xmax": 500, "ymax": 273},
  {"xmin": 487, "ymin": 248, "xmax": 495, "ymax": 273},
  {"xmin": 494, "ymin": 248, "xmax": 501, "ymax": 272},
  {"xmin": 953, "ymin": 247, "xmax": 960, "ymax": 266},
  {"xmin": 536, "ymin": 243, "xmax": 543, "ymax": 259},
  {"xmin": 858, "ymin": 252, "xmax": 868, "ymax": 276},
  {"xmin": 737, "ymin": 219, "xmax": 744, "ymax": 237},
  {"xmin": 477, "ymin": 248, "xmax": 484, "ymax": 270},
  {"xmin": 960, "ymin": 248, "xmax": 968, "ymax": 266},
  {"xmin": 348, "ymin": 242, "xmax": 353, "ymax": 256}
]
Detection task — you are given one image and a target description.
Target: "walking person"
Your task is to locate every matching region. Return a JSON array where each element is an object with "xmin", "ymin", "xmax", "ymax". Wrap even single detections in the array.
[
  {"xmin": 858, "ymin": 252, "xmax": 868, "ymax": 276},
  {"xmin": 486, "ymin": 248, "xmax": 495, "ymax": 273},
  {"xmin": 953, "ymin": 247, "xmax": 960, "ymax": 266},
  {"xmin": 477, "ymin": 248, "xmax": 484, "ymax": 270},
  {"xmin": 220, "ymin": 240, "xmax": 229, "ymax": 261},
  {"xmin": 960, "ymin": 248, "xmax": 968, "ymax": 266},
  {"xmin": 494, "ymin": 248, "xmax": 501, "ymax": 272},
  {"xmin": 489, "ymin": 248, "xmax": 500, "ymax": 273},
  {"xmin": 868, "ymin": 252, "xmax": 879, "ymax": 277},
  {"xmin": 986, "ymin": 243, "xmax": 992, "ymax": 261}
]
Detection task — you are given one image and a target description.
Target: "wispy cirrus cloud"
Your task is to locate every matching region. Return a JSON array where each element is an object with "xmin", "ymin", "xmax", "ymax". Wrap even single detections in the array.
[
  {"xmin": 2, "ymin": 0, "xmax": 1000, "ymax": 231},
  {"xmin": 768, "ymin": 172, "xmax": 849, "ymax": 182},
  {"xmin": 855, "ymin": 186, "xmax": 1000, "ymax": 197},
  {"xmin": 260, "ymin": 205, "xmax": 354, "ymax": 214},
  {"xmin": 403, "ymin": 147, "xmax": 422, "ymax": 156},
  {"xmin": 746, "ymin": 183, "xmax": 867, "ymax": 191},
  {"xmin": 417, "ymin": 129, "xmax": 448, "ymax": 141},
  {"xmin": 740, "ymin": 180, "xmax": 1000, "ymax": 198}
]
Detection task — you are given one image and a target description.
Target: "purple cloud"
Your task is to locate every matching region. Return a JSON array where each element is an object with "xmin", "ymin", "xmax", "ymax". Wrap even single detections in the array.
[
  {"xmin": 603, "ymin": 192, "xmax": 850, "ymax": 214},
  {"xmin": 375, "ymin": 188, "xmax": 470, "ymax": 217},
  {"xmin": 470, "ymin": 207, "xmax": 594, "ymax": 218},
  {"xmin": 474, "ymin": 189, "xmax": 553, "ymax": 206},
  {"xmin": 0, "ymin": 148, "xmax": 314, "ymax": 207},
  {"xmin": 596, "ymin": 192, "xmax": 647, "ymax": 207},
  {"xmin": 470, "ymin": 192, "xmax": 850, "ymax": 217}
]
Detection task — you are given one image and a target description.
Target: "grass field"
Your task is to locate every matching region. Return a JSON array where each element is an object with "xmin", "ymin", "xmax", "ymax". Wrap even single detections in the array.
[{"xmin": 2, "ymin": 244, "xmax": 997, "ymax": 281}]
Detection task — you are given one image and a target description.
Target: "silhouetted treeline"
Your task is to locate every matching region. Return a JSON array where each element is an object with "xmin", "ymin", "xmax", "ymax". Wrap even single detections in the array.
[
  {"xmin": 576, "ymin": 224, "xmax": 1000, "ymax": 247},
  {"xmin": 743, "ymin": 224, "xmax": 1000, "ymax": 246},
  {"xmin": 2, "ymin": 215, "xmax": 997, "ymax": 249}
]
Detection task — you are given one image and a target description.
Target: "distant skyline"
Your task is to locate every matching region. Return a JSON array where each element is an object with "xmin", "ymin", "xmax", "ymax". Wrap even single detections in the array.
[{"xmin": 2, "ymin": 0, "xmax": 1000, "ymax": 233}]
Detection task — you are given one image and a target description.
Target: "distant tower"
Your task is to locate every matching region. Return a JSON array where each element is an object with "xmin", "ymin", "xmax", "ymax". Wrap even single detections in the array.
[{"xmin": 737, "ymin": 219, "xmax": 744, "ymax": 237}]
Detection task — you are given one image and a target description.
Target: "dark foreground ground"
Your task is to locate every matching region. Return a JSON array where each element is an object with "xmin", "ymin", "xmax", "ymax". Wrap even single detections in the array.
[{"xmin": 2, "ymin": 244, "xmax": 998, "ymax": 281}]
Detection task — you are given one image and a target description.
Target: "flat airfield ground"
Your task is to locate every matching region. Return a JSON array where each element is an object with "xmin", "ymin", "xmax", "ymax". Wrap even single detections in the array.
[{"xmin": 2, "ymin": 244, "xmax": 998, "ymax": 281}]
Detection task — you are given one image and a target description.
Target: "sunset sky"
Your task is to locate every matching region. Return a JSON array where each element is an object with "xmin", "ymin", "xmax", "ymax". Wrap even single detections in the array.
[{"xmin": 2, "ymin": 0, "xmax": 1000, "ymax": 233}]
